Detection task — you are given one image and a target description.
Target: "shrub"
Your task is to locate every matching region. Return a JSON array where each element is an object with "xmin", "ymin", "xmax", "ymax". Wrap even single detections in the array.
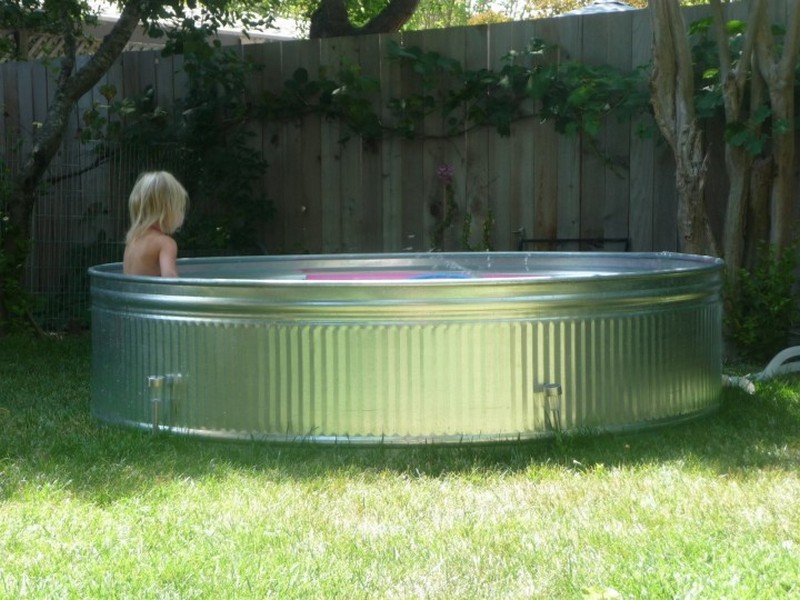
[{"xmin": 725, "ymin": 243, "xmax": 800, "ymax": 363}]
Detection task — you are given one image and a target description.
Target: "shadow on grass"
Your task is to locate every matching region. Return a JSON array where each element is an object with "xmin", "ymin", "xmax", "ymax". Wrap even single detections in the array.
[{"xmin": 1, "ymin": 335, "xmax": 799, "ymax": 504}]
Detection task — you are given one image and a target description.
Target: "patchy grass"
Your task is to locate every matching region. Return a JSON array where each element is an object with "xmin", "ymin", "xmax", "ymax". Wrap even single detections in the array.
[{"xmin": 1, "ymin": 335, "xmax": 799, "ymax": 598}]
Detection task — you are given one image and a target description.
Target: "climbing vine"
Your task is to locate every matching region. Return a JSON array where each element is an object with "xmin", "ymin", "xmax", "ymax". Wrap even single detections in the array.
[
  {"xmin": 255, "ymin": 38, "xmax": 650, "ymax": 144},
  {"xmin": 82, "ymin": 44, "xmax": 273, "ymax": 255},
  {"xmin": 248, "ymin": 37, "xmax": 650, "ymax": 251}
]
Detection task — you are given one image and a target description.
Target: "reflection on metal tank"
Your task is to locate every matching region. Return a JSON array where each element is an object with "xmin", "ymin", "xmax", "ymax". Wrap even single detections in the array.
[{"xmin": 89, "ymin": 252, "xmax": 724, "ymax": 443}]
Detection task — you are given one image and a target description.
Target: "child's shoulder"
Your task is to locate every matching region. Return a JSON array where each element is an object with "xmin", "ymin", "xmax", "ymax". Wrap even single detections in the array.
[
  {"xmin": 123, "ymin": 229, "xmax": 178, "ymax": 276},
  {"xmin": 151, "ymin": 229, "xmax": 177, "ymax": 247},
  {"xmin": 137, "ymin": 228, "xmax": 175, "ymax": 246}
]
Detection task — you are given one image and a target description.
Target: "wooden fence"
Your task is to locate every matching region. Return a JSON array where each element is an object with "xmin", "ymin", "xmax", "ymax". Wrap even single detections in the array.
[
  {"xmin": 0, "ymin": 1, "xmax": 795, "ymax": 327},
  {"xmin": 251, "ymin": 11, "xmax": 665, "ymax": 255}
]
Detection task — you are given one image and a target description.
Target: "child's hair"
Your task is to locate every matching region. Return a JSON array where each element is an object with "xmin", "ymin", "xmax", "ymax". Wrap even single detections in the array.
[{"xmin": 125, "ymin": 171, "xmax": 188, "ymax": 243}]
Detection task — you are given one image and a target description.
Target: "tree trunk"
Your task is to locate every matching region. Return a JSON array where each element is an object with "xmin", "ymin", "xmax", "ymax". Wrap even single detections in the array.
[
  {"xmin": 767, "ymin": 92, "xmax": 795, "ymax": 251},
  {"xmin": 755, "ymin": 1, "xmax": 800, "ymax": 252},
  {"xmin": 721, "ymin": 144, "xmax": 752, "ymax": 273},
  {"xmin": 309, "ymin": 0, "xmax": 356, "ymax": 38},
  {"xmin": 711, "ymin": 0, "xmax": 761, "ymax": 275},
  {"xmin": 0, "ymin": 1, "xmax": 144, "ymax": 331},
  {"xmin": 745, "ymin": 156, "xmax": 773, "ymax": 269},
  {"xmin": 649, "ymin": 0, "xmax": 718, "ymax": 256},
  {"xmin": 310, "ymin": 0, "xmax": 421, "ymax": 38}
]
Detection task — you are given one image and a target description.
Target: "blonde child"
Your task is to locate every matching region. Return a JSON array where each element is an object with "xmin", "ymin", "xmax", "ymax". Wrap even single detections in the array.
[{"xmin": 123, "ymin": 171, "xmax": 188, "ymax": 277}]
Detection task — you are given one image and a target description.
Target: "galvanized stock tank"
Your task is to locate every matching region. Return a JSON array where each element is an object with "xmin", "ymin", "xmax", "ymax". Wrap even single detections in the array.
[{"xmin": 89, "ymin": 252, "xmax": 724, "ymax": 443}]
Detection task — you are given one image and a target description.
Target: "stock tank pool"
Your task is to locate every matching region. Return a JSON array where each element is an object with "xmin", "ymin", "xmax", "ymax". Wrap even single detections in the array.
[{"xmin": 89, "ymin": 252, "xmax": 724, "ymax": 443}]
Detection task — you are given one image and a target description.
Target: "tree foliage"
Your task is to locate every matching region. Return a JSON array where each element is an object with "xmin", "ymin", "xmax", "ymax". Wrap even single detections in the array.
[
  {"xmin": 271, "ymin": 0, "xmax": 496, "ymax": 32},
  {"xmin": 406, "ymin": 0, "xmax": 496, "ymax": 30}
]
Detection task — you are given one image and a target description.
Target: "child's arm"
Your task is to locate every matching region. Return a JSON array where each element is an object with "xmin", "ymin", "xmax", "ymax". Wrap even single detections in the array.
[{"xmin": 158, "ymin": 236, "xmax": 179, "ymax": 277}]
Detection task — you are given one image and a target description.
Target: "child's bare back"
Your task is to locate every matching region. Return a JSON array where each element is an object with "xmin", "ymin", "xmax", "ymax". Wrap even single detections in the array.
[
  {"xmin": 122, "ymin": 171, "xmax": 188, "ymax": 277},
  {"xmin": 123, "ymin": 227, "xmax": 179, "ymax": 277}
]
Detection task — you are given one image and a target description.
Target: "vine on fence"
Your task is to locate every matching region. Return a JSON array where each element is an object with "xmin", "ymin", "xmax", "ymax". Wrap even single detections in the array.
[
  {"xmin": 82, "ymin": 45, "xmax": 273, "ymax": 255},
  {"xmin": 255, "ymin": 38, "xmax": 650, "ymax": 144},
  {"xmin": 252, "ymin": 38, "xmax": 649, "ymax": 251},
  {"xmin": 81, "ymin": 35, "xmax": 651, "ymax": 257}
]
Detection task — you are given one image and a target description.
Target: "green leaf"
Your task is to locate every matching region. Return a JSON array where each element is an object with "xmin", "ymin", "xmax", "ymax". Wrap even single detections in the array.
[
  {"xmin": 752, "ymin": 104, "xmax": 771, "ymax": 125},
  {"xmin": 582, "ymin": 115, "xmax": 601, "ymax": 137},
  {"xmin": 774, "ymin": 118, "xmax": 791, "ymax": 135},
  {"xmin": 689, "ymin": 17, "xmax": 713, "ymax": 35},
  {"xmin": 726, "ymin": 20, "xmax": 747, "ymax": 35}
]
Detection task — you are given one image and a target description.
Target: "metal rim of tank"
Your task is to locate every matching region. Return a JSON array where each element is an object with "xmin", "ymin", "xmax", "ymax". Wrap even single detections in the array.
[{"xmin": 88, "ymin": 251, "xmax": 724, "ymax": 320}]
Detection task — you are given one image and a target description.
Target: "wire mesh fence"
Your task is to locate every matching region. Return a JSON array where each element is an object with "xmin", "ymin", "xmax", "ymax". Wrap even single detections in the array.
[{"xmin": 2, "ymin": 138, "xmax": 183, "ymax": 331}]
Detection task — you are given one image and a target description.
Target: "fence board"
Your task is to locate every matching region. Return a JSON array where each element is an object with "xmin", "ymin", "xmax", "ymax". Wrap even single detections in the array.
[
  {"xmin": 283, "ymin": 39, "xmax": 321, "ymax": 254},
  {"xmin": 16, "ymin": 62, "xmax": 34, "ymax": 154},
  {"xmin": 240, "ymin": 44, "xmax": 274, "ymax": 254},
  {"xmin": 103, "ymin": 53, "xmax": 131, "ymax": 250},
  {"xmin": 30, "ymin": 60, "xmax": 50, "ymax": 132},
  {"xmin": 248, "ymin": 42, "xmax": 287, "ymax": 253},
  {"xmin": 379, "ymin": 32, "xmax": 404, "ymax": 251},
  {"xmin": 486, "ymin": 21, "xmax": 516, "ymax": 250},
  {"xmin": 0, "ymin": 67, "xmax": 7, "ymax": 144},
  {"xmin": 463, "ymin": 25, "xmax": 491, "ymax": 250},
  {"xmin": 2, "ymin": 62, "xmax": 21, "ymax": 133},
  {"xmin": 120, "ymin": 51, "xmax": 140, "ymax": 109},
  {"xmin": 397, "ymin": 30, "xmax": 428, "ymax": 252},
  {"xmin": 547, "ymin": 16, "xmax": 582, "ymax": 243},
  {"xmin": 155, "ymin": 53, "xmax": 176, "ymax": 113},
  {"xmin": 494, "ymin": 21, "xmax": 538, "ymax": 247},
  {"xmin": 578, "ymin": 14, "xmax": 607, "ymax": 243},
  {"xmin": 653, "ymin": 142, "xmax": 678, "ymax": 251},
  {"xmin": 73, "ymin": 56, "xmax": 94, "ymax": 148},
  {"xmin": 628, "ymin": 9, "xmax": 654, "ymax": 251},
  {"xmin": 318, "ymin": 36, "xmax": 344, "ymax": 252},
  {"xmin": 601, "ymin": 11, "xmax": 633, "ymax": 246},
  {"xmin": 357, "ymin": 32, "xmax": 384, "ymax": 252},
  {"xmin": 532, "ymin": 119, "xmax": 558, "ymax": 244},
  {"xmin": 528, "ymin": 20, "xmax": 558, "ymax": 245},
  {"xmin": 170, "ymin": 54, "xmax": 188, "ymax": 105},
  {"xmin": 416, "ymin": 27, "xmax": 462, "ymax": 251},
  {"xmin": 28, "ymin": 145, "xmax": 51, "ymax": 296},
  {"xmin": 532, "ymin": 118, "xmax": 557, "ymax": 242},
  {"xmin": 137, "ymin": 49, "xmax": 158, "ymax": 97},
  {"xmin": 265, "ymin": 44, "xmax": 290, "ymax": 254},
  {"xmin": 325, "ymin": 35, "xmax": 362, "ymax": 252}
]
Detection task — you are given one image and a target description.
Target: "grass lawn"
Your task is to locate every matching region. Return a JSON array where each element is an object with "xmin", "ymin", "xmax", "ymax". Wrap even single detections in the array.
[{"xmin": 1, "ymin": 334, "xmax": 799, "ymax": 599}]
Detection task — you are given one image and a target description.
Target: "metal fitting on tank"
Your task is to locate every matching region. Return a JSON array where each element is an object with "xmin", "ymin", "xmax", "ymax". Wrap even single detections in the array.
[
  {"xmin": 148, "ymin": 375, "xmax": 165, "ymax": 433},
  {"xmin": 544, "ymin": 383, "xmax": 563, "ymax": 432}
]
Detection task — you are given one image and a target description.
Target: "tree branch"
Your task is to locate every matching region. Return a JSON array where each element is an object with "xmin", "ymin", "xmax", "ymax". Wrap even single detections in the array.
[{"xmin": 19, "ymin": 0, "xmax": 145, "ymax": 211}]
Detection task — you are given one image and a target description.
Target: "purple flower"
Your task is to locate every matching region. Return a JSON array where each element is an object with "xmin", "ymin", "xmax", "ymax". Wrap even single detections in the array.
[{"xmin": 436, "ymin": 163, "xmax": 454, "ymax": 185}]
